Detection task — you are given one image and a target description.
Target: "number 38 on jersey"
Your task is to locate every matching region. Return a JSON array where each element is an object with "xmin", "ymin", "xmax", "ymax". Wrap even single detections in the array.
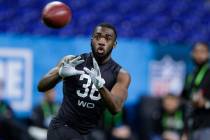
[{"xmin": 76, "ymin": 74, "xmax": 101, "ymax": 102}]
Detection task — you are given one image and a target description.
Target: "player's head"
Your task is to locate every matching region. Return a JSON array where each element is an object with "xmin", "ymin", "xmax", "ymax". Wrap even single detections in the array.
[
  {"xmin": 192, "ymin": 41, "xmax": 209, "ymax": 65},
  {"xmin": 91, "ymin": 23, "xmax": 117, "ymax": 61}
]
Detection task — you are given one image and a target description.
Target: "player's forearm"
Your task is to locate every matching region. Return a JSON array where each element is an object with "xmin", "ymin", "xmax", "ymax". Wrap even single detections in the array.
[
  {"xmin": 99, "ymin": 87, "xmax": 122, "ymax": 115},
  {"xmin": 38, "ymin": 67, "xmax": 62, "ymax": 92}
]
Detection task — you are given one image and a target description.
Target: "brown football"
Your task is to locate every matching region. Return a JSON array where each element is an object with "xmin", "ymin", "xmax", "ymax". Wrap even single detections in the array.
[{"xmin": 42, "ymin": 1, "xmax": 72, "ymax": 28}]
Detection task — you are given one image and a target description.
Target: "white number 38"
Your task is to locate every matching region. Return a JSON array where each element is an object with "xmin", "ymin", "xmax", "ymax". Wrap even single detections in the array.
[{"xmin": 76, "ymin": 74, "xmax": 101, "ymax": 101}]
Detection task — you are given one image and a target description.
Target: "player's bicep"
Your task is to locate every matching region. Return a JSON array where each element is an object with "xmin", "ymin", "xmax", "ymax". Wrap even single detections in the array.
[
  {"xmin": 111, "ymin": 69, "xmax": 131, "ymax": 105},
  {"xmin": 111, "ymin": 83, "xmax": 128, "ymax": 105}
]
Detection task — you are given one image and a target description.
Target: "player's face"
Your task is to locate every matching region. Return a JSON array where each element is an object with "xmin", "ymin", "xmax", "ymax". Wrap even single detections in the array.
[
  {"xmin": 91, "ymin": 26, "xmax": 116, "ymax": 60},
  {"xmin": 192, "ymin": 43, "xmax": 209, "ymax": 65}
]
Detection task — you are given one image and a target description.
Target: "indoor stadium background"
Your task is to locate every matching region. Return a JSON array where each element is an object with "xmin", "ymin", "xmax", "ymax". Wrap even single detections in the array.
[{"xmin": 0, "ymin": 0, "xmax": 209, "ymax": 140}]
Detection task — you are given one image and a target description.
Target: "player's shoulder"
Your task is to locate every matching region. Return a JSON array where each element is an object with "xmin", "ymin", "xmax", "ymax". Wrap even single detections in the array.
[
  {"xmin": 109, "ymin": 58, "xmax": 130, "ymax": 78},
  {"xmin": 119, "ymin": 68, "xmax": 129, "ymax": 74},
  {"xmin": 116, "ymin": 68, "xmax": 131, "ymax": 86},
  {"xmin": 112, "ymin": 59, "xmax": 130, "ymax": 78},
  {"xmin": 119, "ymin": 68, "xmax": 131, "ymax": 78}
]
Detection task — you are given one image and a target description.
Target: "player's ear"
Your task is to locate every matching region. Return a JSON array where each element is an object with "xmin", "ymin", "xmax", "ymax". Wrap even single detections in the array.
[{"xmin": 113, "ymin": 41, "xmax": 117, "ymax": 48}]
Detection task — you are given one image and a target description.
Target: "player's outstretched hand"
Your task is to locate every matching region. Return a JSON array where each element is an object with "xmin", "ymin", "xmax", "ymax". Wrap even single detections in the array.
[
  {"xmin": 59, "ymin": 56, "xmax": 84, "ymax": 78},
  {"xmin": 84, "ymin": 57, "xmax": 105, "ymax": 89}
]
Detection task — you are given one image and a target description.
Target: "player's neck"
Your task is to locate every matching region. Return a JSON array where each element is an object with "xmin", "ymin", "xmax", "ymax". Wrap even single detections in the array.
[
  {"xmin": 96, "ymin": 55, "xmax": 111, "ymax": 65},
  {"xmin": 101, "ymin": 55, "xmax": 111, "ymax": 64}
]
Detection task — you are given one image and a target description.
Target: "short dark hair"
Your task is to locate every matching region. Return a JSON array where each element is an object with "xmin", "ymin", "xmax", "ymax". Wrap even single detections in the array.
[
  {"xmin": 94, "ymin": 23, "xmax": 117, "ymax": 41},
  {"xmin": 193, "ymin": 41, "xmax": 209, "ymax": 51}
]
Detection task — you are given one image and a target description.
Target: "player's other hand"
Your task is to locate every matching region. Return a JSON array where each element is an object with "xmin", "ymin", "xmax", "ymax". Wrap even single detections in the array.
[
  {"xmin": 84, "ymin": 57, "xmax": 105, "ymax": 89},
  {"xmin": 59, "ymin": 56, "xmax": 84, "ymax": 78}
]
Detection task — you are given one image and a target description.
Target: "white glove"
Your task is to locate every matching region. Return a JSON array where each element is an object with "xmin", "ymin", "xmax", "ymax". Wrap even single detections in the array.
[
  {"xmin": 59, "ymin": 56, "xmax": 84, "ymax": 78},
  {"xmin": 83, "ymin": 57, "xmax": 105, "ymax": 89}
]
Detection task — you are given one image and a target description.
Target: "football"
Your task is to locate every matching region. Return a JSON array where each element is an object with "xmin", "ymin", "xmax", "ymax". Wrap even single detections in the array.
[{"xmin": 42, "ymin": 1, "xmax": 72, "ymax": 28}]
